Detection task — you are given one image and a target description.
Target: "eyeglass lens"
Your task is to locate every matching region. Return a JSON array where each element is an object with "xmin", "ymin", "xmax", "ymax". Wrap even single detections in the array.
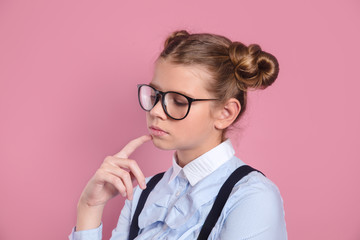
[{"xmin": 139, "ymin": 85, "xmax": 189, "ymax": 119}]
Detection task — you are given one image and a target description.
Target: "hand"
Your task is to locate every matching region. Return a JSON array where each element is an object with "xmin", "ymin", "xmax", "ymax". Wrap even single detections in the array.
[{"xmin": 78, "ymin": 135, "xmax": 152, "ymax": 208}]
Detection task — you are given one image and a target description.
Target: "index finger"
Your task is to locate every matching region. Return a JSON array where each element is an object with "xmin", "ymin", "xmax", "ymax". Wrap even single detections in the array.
[{"xmin": 114, "ymin": 135, "xmax": 152, "ymax": 159}]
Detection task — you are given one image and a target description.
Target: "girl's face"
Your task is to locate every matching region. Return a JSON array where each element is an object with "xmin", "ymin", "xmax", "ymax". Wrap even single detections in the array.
[{"xmin": 146, "ymin": 59, "xmax": 223, "ymax": 163}]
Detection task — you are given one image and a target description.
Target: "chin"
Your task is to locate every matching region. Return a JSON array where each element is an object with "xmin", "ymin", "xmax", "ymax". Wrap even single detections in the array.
[{"xmin": 151, "ymin": 136, "xmax": 175, "ymax": 150}]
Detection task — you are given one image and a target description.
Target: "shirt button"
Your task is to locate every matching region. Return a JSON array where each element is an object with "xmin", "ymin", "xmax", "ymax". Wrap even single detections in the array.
[{"xmin": 176, "ymin": 191, "xmax": 181, "ymax": 197}]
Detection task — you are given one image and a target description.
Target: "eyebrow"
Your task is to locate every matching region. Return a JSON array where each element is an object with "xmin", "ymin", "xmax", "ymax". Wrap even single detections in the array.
[
  {"xmin": 148, "ymin": 82, "xmax": 196, "ymax": 98},
  {"xmin": 149, "ymin": 82, "xmax": 161, "ymax": 90}
]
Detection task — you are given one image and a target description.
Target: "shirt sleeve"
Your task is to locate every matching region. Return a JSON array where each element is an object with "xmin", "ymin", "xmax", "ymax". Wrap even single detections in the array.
[
  {"xmin": 218, "ymin": 178, "xmax": 288, "ymax": 240},
  {"xmin": 68, "ymin": 223, "xmax": 103, "ymax": 240}
]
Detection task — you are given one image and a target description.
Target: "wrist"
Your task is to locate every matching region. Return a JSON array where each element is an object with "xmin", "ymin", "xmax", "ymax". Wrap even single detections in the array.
[{"xmin": 76, "ymin": 200, "xmax": 105, "ymax": 231}]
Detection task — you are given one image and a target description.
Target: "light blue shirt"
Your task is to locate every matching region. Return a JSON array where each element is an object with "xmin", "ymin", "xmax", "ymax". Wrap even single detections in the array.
[{"xmin": 69, "ymin": 139, "xmax": 287, "ymax": 240}]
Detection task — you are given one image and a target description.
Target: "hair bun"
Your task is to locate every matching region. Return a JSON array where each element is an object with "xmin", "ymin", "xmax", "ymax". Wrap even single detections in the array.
[{"xmin": 229, "ymin": 42, "xmax": 279, "ymax": 90}]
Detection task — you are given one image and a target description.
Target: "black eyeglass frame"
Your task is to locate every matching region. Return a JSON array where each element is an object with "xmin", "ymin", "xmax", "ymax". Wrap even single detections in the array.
[{"xmin": 137, "ymin": 84, "xmax": 218, "ymax": 120}]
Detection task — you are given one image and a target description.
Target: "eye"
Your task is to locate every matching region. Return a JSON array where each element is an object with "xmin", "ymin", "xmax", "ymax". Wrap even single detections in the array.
[
  {"xmin": 149, "ymin": 94, "xmax": 157, "ymax": 104},
  {"xmin": 173, "ymin": 97, "xmax": 188, "ymax": 107}
]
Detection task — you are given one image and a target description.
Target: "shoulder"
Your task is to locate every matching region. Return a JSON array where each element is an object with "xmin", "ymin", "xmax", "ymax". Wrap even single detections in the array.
[
  {"xmin": 218, "ymin": 157, "xmax": 283, "ymax": 208},
  {"xmin": 228, "ymin": 170, "xmax": 284, "ymax": 212},
  {"xmin": 216, "ymin": 170, "xmax": 287, "ymax": 239}
]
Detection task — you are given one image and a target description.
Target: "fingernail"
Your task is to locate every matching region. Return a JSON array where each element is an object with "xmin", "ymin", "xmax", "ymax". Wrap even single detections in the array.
[{"xmin": 122, "ymin": 192, "xmax": 127, "ymax": 197}]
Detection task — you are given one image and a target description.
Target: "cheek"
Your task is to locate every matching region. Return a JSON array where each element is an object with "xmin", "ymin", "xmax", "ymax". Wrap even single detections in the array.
[{"xmin": 177, "ymin": 106, "xmax": 214, "ymax": 134}]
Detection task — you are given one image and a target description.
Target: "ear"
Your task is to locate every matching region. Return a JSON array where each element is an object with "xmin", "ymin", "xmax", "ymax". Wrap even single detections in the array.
[{"xmin": 214, "ymin": 98, "xmax": 241, "ymax": 130}]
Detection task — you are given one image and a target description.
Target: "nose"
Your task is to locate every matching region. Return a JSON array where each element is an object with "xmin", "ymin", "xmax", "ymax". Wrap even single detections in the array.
[{"xmin": 149, "ymin": 97, "xmax": 167, "ymax": 120}]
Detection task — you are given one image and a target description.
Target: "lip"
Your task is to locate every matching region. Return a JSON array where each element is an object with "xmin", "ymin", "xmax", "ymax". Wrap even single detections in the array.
[{"xmin": 148, "ymin": 125, "xmax": 169, "ymax": 137}]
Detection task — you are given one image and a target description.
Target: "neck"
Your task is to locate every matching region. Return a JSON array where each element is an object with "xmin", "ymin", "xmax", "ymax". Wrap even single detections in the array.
[{"xmin": 175, "ymin": 137, "xmax": 223, "ymax": 168}]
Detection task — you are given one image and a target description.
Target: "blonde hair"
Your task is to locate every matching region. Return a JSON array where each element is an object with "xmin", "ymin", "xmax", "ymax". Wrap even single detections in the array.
[{"xmin": 159, "ymin": 30, "xmax": 279, "ymax": 125}]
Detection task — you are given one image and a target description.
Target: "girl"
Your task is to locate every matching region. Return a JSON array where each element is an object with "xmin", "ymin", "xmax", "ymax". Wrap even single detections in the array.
[{"xmin": 69, "ymin": 30, "xmax": 287, "ymax": 239}]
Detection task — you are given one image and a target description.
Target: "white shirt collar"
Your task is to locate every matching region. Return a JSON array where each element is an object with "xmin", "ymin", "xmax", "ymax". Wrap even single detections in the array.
[{"xmin": 169, "ymin": 139, "xmax": 235, "ymax": 186}]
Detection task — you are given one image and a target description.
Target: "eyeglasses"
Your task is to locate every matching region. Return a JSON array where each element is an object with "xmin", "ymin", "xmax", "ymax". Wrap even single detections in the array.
[{"xmin": 137, "ymin": 84, "xmax": 218, "ymax": 120}]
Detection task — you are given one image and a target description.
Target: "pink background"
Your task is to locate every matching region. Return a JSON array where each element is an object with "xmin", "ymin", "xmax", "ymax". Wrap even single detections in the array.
[{"xmin": 1, "ymin": 0, "xmax": 359, "ymax": 239}]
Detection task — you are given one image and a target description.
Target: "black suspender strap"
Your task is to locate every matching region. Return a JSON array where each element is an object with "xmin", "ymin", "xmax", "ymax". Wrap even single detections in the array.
[
  {"xmin": 197, "ymin": 165, "xmax": 264, "ymax": 240},
  {"xmin": 128, "ymin": 165, "xmax": 264, "ymax": 240},
  {"xmin": 128, "ymin": 171, "xmax": 165, "ymax": 240}
]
